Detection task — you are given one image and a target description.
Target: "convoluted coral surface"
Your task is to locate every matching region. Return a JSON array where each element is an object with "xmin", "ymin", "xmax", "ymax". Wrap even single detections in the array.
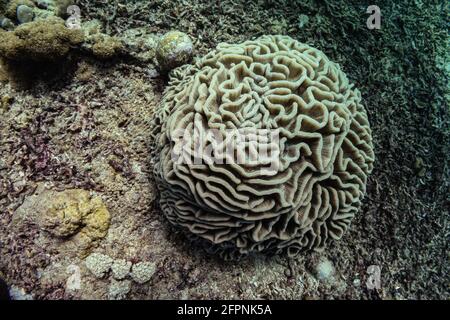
[{"xmin": 152, "ymin": 35, "xmax": 374, "ymax": 258}]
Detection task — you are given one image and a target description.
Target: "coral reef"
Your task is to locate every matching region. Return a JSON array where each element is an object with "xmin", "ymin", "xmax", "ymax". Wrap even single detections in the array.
[
  {"xmin": 151, "ymin": 35, "xmax": 374, "ymax": 258},
  {"xmin": 120, "ymin": 27, "xmax": 158, "ymax": 63},
  {"xmin": 80, "ymin": 20, "xmax": 124, "ymax": 60},
  {"xmin": 0, "ymin": 0, "xmax": 447, "ymax": 301},
  {"xmin": 36, "ymin": 189, "xmax": 110, "ymax": 240}
]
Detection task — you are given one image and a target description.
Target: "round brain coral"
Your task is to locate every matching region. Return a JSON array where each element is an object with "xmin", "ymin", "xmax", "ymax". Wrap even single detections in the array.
[{"xmin": 151, "ymin": 35, "xmax": 375, "ymax": 258}]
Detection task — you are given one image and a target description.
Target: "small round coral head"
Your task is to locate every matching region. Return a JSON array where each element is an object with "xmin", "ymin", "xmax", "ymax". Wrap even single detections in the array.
[{"xmin": 156, "ymin": 31, "xmax": 194, "ymax": 71}]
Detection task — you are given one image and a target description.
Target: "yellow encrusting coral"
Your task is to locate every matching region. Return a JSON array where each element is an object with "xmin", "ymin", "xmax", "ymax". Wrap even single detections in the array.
[
  {"xmin": 12, "ymin": 186, "xmax": 111, "ymax": 257},
  {"xmin": 38, "ymin": 189, "xmax": 111, "ymax": 241}
]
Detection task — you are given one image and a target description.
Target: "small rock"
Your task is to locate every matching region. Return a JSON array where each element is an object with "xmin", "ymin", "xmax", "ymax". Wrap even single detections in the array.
[
  {"xmin": 1, "ymin": 95, "xmax": 13, "ymax": 111},
  {"xmin": 17, "ymin": 5, "xmax": 35, "ymax": 24},
  {"xmin": 111, "ymin": 259, "xmax": 132, "ymax": 280},
  {"xmin": 1, "ymin": 17, "xmax": 15, "ymax": 31},
  {"xmin": 121, "ymin": 28, "xmax": 159, "ymax": 62},
  {"xmin": 85, "ymin": 253, "xmax": 113, "ymax": 278},
  {"xmin": 298, "ymin": 14, "xmax": 309, "ymax": 28},
  {"xmin": 315, "ymin": 258, "xmax": 335, "ymax": 281},
  {"xmin": 9, "ymin": 286, "xmax": 33, "ymax": 300},
  {"xmin": 156, "ymin": 31, "xmax": 193, "ymax": 70},
  {"xmin": 131, "ymin": 261, "xmax": 156, "ymax": 284},
  {"xmin": 36, "ymin": 0, "xmax": 51, "ymax": 9},
  {"xmin": 1, "ymin": 18, "xmax": 16, "ymax": 31},
  {"xmin": 284, "ymin": 268, "xmax": 292, "ymax": 277},
  {"xmin": 108, "ymin": 279, "xmax": 131, "ymax": 300}
]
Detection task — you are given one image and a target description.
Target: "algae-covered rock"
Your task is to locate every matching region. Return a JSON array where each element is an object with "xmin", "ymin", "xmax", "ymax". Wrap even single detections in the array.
[
  {"xmin": 0, "ymin": 17, "xmax": 83, "ymax": 61},
  {"xmin": 5, "ymin": 0, "xmax": 35, "ymax": 20},
  {"xmin": 91, "ymin": 34, "xmax": 123, "ymax": 59},
  {"xmin": 156, "ymin": 31, "xmax": 193, "ymax": 70},
  {"xmin": 1, "ymin": 17, "xmax": 15, "ymax": 30},
  {"xmin": 121, "ymin": 27, "xmax": 158, "ymax": 63}
]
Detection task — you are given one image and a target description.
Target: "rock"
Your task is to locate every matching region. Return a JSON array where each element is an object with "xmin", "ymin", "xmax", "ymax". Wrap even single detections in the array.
[
  {"xmin": 5, "ymin": 0, "xmax": 36, "ymax": 20},
  {"xmin": 85, "ymin": 253, "xmax": 113, "ymax": 278},
  {"xmin": 1, "ymin": 17, "xmax": 15, "ymax": 30},
  {"xmin": 121, "ymin": 27, "xmax": 159, "ymax": 62},
  {"xmin": 108, "ymin": 279, "xmax": 131, "ymax": 300},
  {"xmin": 16, "ymin": 5, "xmax": 35, "ymax": 24},
  {"xmin": 9, "ymin": 286, "xmax": 33, "ymax": 300},
  {"xmin": 315, "ymin": 258, "xmax": 335, "ymax": 282},
  {"xmin": 111, "ymin": 259, "xmax": 132, "ymax": 280},
  {"xmin": 298, "ymin": 14, "xmax": 309, "ymax": 29},
  {"xmin": 36, "ymin": 0, "xmax": 52, "ymax": 9},
  {"xmin": 131, "ymin": 261, "xmax": 157, "ymax": 284},
  {"xmin": 91, "ymin": 34, "xmax": 124, "ymax": 59},
  {"xmin": 156, "ymin": 31, "xmax": 193, "ymax": 70}
]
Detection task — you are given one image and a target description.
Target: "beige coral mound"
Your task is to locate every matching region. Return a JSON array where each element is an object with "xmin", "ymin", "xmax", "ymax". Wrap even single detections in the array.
[{"xmin": 151, "ymin": 35, "xmax": 375, "ymax": 258}]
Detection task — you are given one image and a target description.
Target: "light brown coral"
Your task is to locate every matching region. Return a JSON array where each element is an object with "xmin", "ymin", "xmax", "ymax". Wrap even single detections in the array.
[
  {"xmin": 13, "ymin": 187, "xmax": 111, "ymax": 256},
  {"xmin": 0, "ymin": 17, "xmax": 83, "ymax": 61},
  {"xmin": 37, "ymin": 189, "xmax": 110, "ymax": 240},
  {"xmin": 151, "ymin": 35, "xmax": 375, "ymax": 258}
]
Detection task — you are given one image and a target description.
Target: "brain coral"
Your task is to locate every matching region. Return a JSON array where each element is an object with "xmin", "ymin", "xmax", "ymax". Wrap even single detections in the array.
[{"xmin": 151, "ymin": 35, "xmax": 375, "ymax": 258}]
